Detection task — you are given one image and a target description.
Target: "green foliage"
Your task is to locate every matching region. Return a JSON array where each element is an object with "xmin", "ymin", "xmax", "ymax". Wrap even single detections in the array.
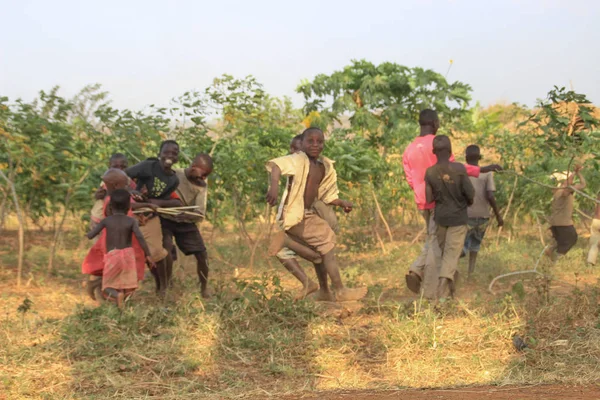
[
  {"xmin": 297, "ymin": 59, "xmax": 472, "ymax": 140},
  {"xmin": 2, "ymin": 64, "xmax": 600, "ymax": 262}
]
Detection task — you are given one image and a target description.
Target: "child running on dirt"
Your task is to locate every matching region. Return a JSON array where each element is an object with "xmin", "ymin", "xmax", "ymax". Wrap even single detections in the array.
[
  {"xmin": 87, "ymin": 189, "xmax": 154, "ymax": 308},
  {"xmin": 160, "ymin": 153, "xmax": 214, "ymax": 298},
  {"xmin": 545, "ymin": 165, "xmax": 586, "ymax": 261},
  {"xmin": 126, "ymin": 140, "xmax": 182, "ymax": 296},
  {"xmin": 271, "ymin": 135, "xmax": 339, "ymax": 300},
  {"xmin": 425, "ymin": 135, "xmax": 475, "ymax": 300},
  {"xmin": 587, "ymin": 193, "xmax": 600, "ymax": 266},
  {"xmin": 462, "ymin": 145, "xmax": 503, "ymax": 278},
  {"xmin": 266, "ymin": 127, "xmax": 367, "ymax": 302},
  {"xmin": 82, "ymin": 169, "xmax": 156, "ymax": 304}
]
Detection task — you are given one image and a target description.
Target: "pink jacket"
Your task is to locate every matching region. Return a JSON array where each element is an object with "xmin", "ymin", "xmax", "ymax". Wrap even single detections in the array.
[{"xmin": 402, "ymin": 135, "xmax": 480, "ymax": 210}]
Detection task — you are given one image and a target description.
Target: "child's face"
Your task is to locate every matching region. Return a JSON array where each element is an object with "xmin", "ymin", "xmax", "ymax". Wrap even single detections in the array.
[
  {"xmin": 188, "ymin": 163, "xmax": 213, "ymax": 187},
  {"xmin": 159, "ymin": 144, "xmax": 179, "ymax": 172},
  {"xmin": 109, "ymin": 157, "xmax": 128, "ymax": 171},
  {"xmin": 302, "ymin": 131, "xmax": 324, "ymax": 158}
]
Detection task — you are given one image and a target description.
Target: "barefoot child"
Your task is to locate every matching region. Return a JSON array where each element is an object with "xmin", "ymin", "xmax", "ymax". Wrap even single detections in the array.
[
  {"xmin": 425, "ymin": 135, "xmax": 475, "ymax": 300},
  {"xmin": 273, "ymin": 135, "xmax": 339, "ymax": 299},
  {"xmin": 160, "ymin": 153, "xmax": 213, "ymax": 298},
  {"xmin": 463, "ymin": 145, "xmax": 504, "ymax": 277},
  {"xmin": 87, "ymin": 189, "xmax": 154, "ymax": 308},
  {"xmin": 546, "ymin": 165, "xmax": 586, "ymax": 261},
  {"xmin": 82, "ymin": 169, "xmax": 155, "ymax": 303},
  {"xmin": 403, "ymin": 110, "xmax": 501, "ymax": 297},
  {"xmin": 587, "ymin": 193, "xmax": 600, "ymax": 266},
  {"xmin": 126, "ymin": 140, "xmax": 182, "ymax": 296},
  {"xmin": 266, "ymin": 127, "xmax": 367, "ymax": 302}
]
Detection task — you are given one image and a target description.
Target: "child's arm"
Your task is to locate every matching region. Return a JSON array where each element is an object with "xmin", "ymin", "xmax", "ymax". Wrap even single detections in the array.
[
  {"xmin": 425, "ymin": 182, "xmax": 434, "ymax": 204},
  {"xmin": 461, "ymin": 173, "xmax": 475, "ymax": 207},
  {"xmin": 424, "ymin": 169, "xmax": 434, "ymax": 204},
  {"xmin": 130, "ymin": 202, "xmax": 158, "ymax": 211},
  {"xmin": 560, "ymin": 166, "xmax": 586, "ymax": 196},
  {"xmin": 132, "ymin": 219, "xmax": 154, "ymax": 266},
  {"xmin": 86, "ymin": 220, "xmax": 105, "ymax": 240},
  {"xmin": 328, "ymin": 199, "xmax": 353, "ymax": 213},
  {"xmin": 148, "ymin": 198, "xmax": 182, "ymax": 208},
  {"xmin": 485, "ymin": 174, "xmax": 503, "ymax": 226},
  {"xmin": 402, "ymin": 155, "xmax": 414, "ymax": 189},
  {"xmin": 266, "ymin": 163, "xmax": 282, "ymax": 206}
]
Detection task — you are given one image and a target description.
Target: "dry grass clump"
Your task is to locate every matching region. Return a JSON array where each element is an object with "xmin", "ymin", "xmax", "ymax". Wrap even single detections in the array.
[{"xmin": 1, "ymin": 229, "xmax": 600, "ymax": 398}]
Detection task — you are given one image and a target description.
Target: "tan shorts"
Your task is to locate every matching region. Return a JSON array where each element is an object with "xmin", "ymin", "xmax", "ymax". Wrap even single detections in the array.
[
  {"xmin": 139, "ymin": 216, "xmax": 168, "ymax": 262},
  {"xmin": 287, "ymin": 211, "xmax": 336, "ymax": 256}
]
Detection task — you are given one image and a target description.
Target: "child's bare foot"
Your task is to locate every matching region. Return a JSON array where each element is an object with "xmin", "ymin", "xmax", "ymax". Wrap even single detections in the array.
[
  {"xmin": 116, "ymin": 291, "xmax": 125, "ymax": 309},
  {"xmin": 312, "ymin": 289, "xmax": 336, "ymax": 302},
  {"xmin": 201, "ymin": 287, "xmax": 214, "ymax": 299},
  {"xmin": 86, "ymin": 276, "xmax": 102, "ymax": 301},
  {"xmin": 294, "ymin": 280, "xmax": 319, "ymax": 300},
  {"xmin": 405, "ymin": 272, "xmax": 422, "ymax": 294},
  {"xmin": 335, "ymin": 286, "xmax": 368, "ymax": 302}
]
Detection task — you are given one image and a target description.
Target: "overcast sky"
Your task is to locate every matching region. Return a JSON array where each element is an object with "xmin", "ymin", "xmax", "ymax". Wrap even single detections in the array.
[{"xmin": 1, "ymin": 0, "xmax": 598, "ymax": 111}]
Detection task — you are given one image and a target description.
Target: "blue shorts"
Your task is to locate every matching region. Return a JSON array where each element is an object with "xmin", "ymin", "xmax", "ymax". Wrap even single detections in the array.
[{"xmin": 463, "ymin": 217, "xmax": 489, "ymax": 253}]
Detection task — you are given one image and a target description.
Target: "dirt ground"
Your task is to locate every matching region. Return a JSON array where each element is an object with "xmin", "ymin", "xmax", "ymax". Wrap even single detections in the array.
[{"xmin": 281, "ymin": 385, "xmax": 600, "ymax": 400}]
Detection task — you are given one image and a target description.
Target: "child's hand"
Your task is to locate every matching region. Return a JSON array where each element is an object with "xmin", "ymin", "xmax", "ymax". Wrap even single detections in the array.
[
  {"xmin": 94, "ymin": 187, "xmax": 107, "ymax": 200},
  {"xmin": 266, "ymin": 187, "xmax": 278, "ymax": 206},
  {"xmin": 130, "ymin": 191, "xmax": 146, "ymax": 202},
  {"xmin": 340, "ymin": 200, "xmax": 353, "ymax": 213},
  {"xmin": 146, "ymin": 256, "xmax": 156, "ymax": 269}
]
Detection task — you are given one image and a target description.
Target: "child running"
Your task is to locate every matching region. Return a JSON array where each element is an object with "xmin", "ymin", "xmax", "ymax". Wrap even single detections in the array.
[
  {"xmin": 160, "ymin": 153, "xmax": 214, "ymax": 298},
  {"xmin": 87, "ymin": 189, "xmax": 153, "ymax": 308},
  {"xmin": 126, "ymin": 140, "xmax": 182, "ymax": 296},
  {"xmin": 266, "ymin": 127, "xmax": 367, "ymax": 302},
  {"xmin": 545, "ymin": 165, "xmax": 586, "ymax": 261},
  {"xmin": 463, "ymin": 145, "xmax": 503, "ymax": 278},
  {"xmin": 272, "ymin": 135, "xmax": 339, "ymax": 300},
  {"xmin": 425, "ymin": 135, "xmax": 475, "ymax": 300},
  {"xmin": 82, "ymin": 169, "xmax": 156, "ymax": 302},
  {"xmin": 403, "ymin": 109, "xmax": 501, "ymax": 298},
  {"xmin": 587, "ymin": 192, "xmax": 600, "ymax": 266}
]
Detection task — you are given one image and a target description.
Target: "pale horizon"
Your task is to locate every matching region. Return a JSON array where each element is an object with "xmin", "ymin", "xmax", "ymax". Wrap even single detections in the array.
[{"xmin": 1, "ymin": 0, "xmax": 599, "ymax": 111}]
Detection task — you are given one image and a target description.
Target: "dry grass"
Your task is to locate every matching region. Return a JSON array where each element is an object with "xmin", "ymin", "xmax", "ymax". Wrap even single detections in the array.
[{"xmin": 1, "ymin": 223, "xmax": 600, "ymax": 399}]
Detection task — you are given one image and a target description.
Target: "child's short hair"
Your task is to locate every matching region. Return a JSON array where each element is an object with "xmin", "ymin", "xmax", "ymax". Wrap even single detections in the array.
[
  {"xmin": 419, "ymin": 109, "xmax": 438, "ymax": 126},
  {"xmin": 193, "ymin": 153, "xmax": 213, "ymax": 169},
  {"xmin": 109, "ymin": 153, "xmax": 127, "ymax": 162},
  {"xmin": 159, "ymin": 140, "xmax": 179, "ymax": 152},
  {"xmin": 465, "ymin": 145, "xmax": 481, "ymax": 161},
  {"xmin": 110, "ymin": 189, "xmax": 131, "ymax": 213},
  {"xmin": 433, "ymin": 135, "xmax": 452, "ymax": 153},
  {"xmin": 301, "ymin": 127, "xmax": 323, "ymax": 140}
]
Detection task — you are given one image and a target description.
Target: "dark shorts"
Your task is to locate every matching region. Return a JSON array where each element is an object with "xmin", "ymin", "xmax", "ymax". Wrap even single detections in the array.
[
  {"xmin": 463, "ymin": 217, "xmax": 490, "ymax": 253},
  {"xmin": 550, "ymin": 225, "xmax": 578, "ymax": 255},
  {"xmin": 160, "ymin": 217, "xmax": 206, "ymax": 256}
]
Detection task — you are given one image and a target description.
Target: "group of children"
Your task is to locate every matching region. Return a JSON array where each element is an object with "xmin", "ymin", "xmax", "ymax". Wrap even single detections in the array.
[
  {"xmin": 402, "ymin": 109, "xmax": 599, "ymax": 301},
  {"xmin": 82, "ymin": 142, "xmax": 214, "ymax": 307},
  {"xmin": 82, "ymin": 111, "xmax": 600, "ymax": 307}
]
